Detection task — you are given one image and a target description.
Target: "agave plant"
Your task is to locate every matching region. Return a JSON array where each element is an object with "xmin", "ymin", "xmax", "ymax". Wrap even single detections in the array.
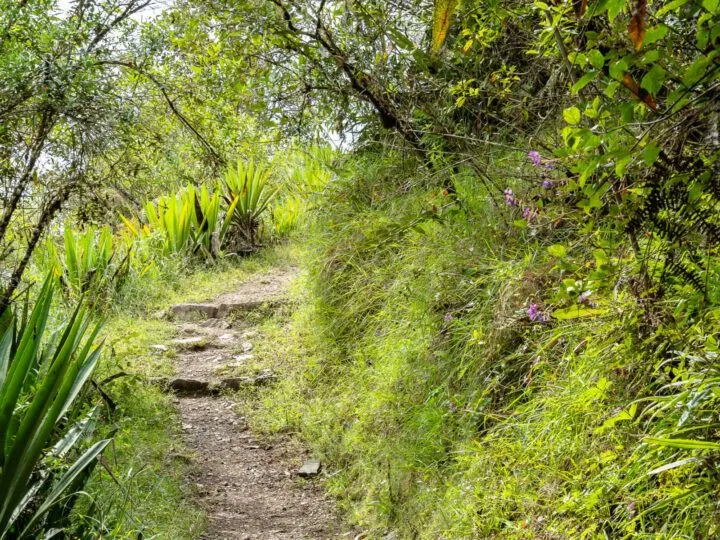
[
  {"xmin": 139, "ymin": 184, "xmax": 239, "ymax": 259},
  {"xmin": 144, "ymin": 190, "xmax": 195, "ymax": 255},
  {"xmin": 0, "ymin": 277, "xmax": 110, "ymax": 538},
  {"xmin": 47, "ymin": 225, "xmax": 116, "ymax": 295},
  {"xmin": 190, "ymin": 184, "xmax": 239, "ymax": 258},
  {"xmin": 221, "ymin": 160, "xmax": 278, "ymax": 249}
]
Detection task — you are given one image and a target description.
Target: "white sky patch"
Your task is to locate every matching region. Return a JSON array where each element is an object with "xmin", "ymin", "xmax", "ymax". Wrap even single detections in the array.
[{"xmin": 54, "ymin": 0, "xmax": 169, "ymax": 22}]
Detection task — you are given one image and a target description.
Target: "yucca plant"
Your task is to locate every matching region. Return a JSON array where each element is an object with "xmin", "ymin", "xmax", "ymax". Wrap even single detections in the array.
[
  {"xmin": 0, "ymin": 277, "xmax": 110, "ymax": 538},
  {"xmin": 57, "ymin": 225, "xmax": 115, "ymax": 295},
  {"xmin": 221, "ymin": 160, "xmax": 278, "ymax": 249},
  {"xmin": 190, "ymin": 184, "xmax": 239, "ymax": 258},
  {"xmin": 144, "ymin": 189, "xmax": 195, "ymax": 255}
]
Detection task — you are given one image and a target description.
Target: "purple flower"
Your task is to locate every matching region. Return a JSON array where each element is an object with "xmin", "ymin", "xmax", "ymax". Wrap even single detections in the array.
[
  {"xmin": 504, "ymin": 188, "xmax": 518, "ymax": 207},
  {"xmin": 528, "ymin": 303, "xmax": 546, "ymax": 322},
  {"xmin": 544, "ymin": 162, "xmax": 554, "ymax": 171},
  {"xmin": 444, "ymin": 312, "xmax": 454, "ymax": 323},
  {"xmin": 528, "ymin": 151, "xmax": 542, "ymax": 167},
  {"xmin": 542, "ymin": 180, "xmax": 553, "ymax": 189},
  {"xmin": 578, "ymin": 292, "xmax": 597, "ymax": 308},
  {"xmin": 522, "ymin": 207, "xmax": 536, "ymax": 222}
]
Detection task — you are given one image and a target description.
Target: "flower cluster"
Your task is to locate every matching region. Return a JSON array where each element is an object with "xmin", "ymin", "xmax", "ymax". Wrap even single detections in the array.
[
  {"xmin": 528, "ymin": 150, "xmax": 554, "ymax": 171},
  {"xmin": 528, "ymin": 303, "xmax": 547, "ymax": 323},
  {"xmin": 504, "ymin": 188, "xmax": 518, "ymax": 207}
]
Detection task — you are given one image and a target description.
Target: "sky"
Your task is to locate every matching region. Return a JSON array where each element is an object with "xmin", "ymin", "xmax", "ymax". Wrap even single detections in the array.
[{"xmin": 55, "ymin": 0, "xmax": 169, "ymax": 21}]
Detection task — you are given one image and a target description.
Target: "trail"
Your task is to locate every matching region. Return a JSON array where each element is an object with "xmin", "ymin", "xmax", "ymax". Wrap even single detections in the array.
[{"xmin": 165, "ymin": 268, "xmax": 343, "ymax": 539}]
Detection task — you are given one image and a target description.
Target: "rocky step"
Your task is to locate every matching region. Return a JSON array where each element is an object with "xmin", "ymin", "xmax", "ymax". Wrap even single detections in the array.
[
  {"xmin": 169, "ymin": 299, "xmax": 286, "ymax": 321},
  {"xmin": 150, "ymin": 371, "xmax": 277, "ymax": 396}
]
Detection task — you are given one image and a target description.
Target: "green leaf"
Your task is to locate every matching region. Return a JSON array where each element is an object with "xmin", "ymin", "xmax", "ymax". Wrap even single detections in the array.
[
  {"xmin": 657, "ymin": 0, "xmax": 689, "ymax": 16},
  {"xmin": 702, "ymin": 0, "xmax": 718, "ymax": 13},
  {"xmin": 643, "ymin": 143, "xmax": 662, "ymax": 166},
  {"xmin": 644, "ymin": 24, "xmax": 669, "ymax": 45},
  {"xmin": 552, "ymin": 306, "xmax": 607, "ymax": 319},
  {"xmin": 683, "ymin": 56, "xmax": 712, "ymax": 87},
  {"xmin": 609, "ymin": 58, "xmax": 629, "ymax": 81},
  {"xmin": 607, "ymin": 0, "xmax": 625, "ymax": 21},
  {"xmin": 572, "ymin": 70, "xmax": 598, "ymax": 94},
  {"xmin": 604, "ymin": 81, "xmax": 621, "ymax": 98},
  {"xmin": 641, "ymin": 64, "xmax": 666, "ymax": 95},
  {"xmin": 645, "ymin": 437, "xmax": 720, "ymax": 450},
  {"xmin": 563, "ymin": 106, "xmax": 582, "ymax": 125},
  {"xmin": 588, "ymin": 49, "xmax": 604, "ymax": 69},
  {"xmin": 547, "ymin": 244, "xmax": 567, "ymax": 258}
]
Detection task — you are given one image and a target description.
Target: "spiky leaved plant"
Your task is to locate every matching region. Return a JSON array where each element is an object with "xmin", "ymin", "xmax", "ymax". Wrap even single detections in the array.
[
  {"xmin": 0, "ymin": 277, "xmax": 110, "ymax": 538},
  {"xmin": 221, "ymin": 160, "xmax": 278, "ymax": 250},
  {"xmin": 44, "ymin": 225, "xmax": 117, "ymax": 297}
]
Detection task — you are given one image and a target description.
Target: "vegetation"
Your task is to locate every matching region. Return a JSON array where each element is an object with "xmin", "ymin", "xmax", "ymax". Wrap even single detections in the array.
[
  {"xmin": 0, "ymin": 277, "xmax": 107, "ymax": 538},
  {"xmin": 1, "ymin": 0, "xmax": 719, "ymax": 537}
]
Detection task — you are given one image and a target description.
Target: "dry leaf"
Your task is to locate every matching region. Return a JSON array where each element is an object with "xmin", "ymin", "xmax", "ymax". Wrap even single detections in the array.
[
  {"xmin": 628, "ymin": 0, "xmax": 647, "ymax": 50},
  {"xmin": 574, "ymin": 0, "xmax": 588, "ymax": 17},
  {"xmin": 622, "ymin": 72, "xmax": 657, "ymax": 111},
  {"xmin": 431, "ymin": 0, "xmax": 459, "ymax": 53}
]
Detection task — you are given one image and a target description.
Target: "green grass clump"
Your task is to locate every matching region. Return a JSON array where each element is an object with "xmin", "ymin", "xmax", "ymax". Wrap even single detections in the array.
[{"xmin": 251, "ymin": 150, "xmax": 720, "ymax": 538}]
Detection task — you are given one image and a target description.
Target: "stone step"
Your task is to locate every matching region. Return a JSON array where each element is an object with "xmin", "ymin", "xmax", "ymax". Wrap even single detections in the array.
[
  {"xmin": 169, "ymin": 300, "xmax": 286, "ymax": 321},
  {"xmin": 150, "ymin": 371, "xmax": 277, "ymax": 396}
]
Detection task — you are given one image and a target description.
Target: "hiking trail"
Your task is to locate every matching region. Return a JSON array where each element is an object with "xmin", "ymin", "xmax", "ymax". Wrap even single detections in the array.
[{"xmin": 162, "ymin": 267, "xmax": 345, "ymax": 539}]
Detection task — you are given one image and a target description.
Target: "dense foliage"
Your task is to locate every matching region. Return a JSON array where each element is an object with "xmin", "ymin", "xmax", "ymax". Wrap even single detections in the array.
[{"xmin": 1, "ymin": 0, "xmax": 719, "ymax": 537}]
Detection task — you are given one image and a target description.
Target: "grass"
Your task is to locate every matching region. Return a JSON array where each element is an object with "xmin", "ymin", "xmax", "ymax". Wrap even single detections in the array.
[{"xmin": 246, "ymin": 151, "xmax": 720, "ymax": 538}]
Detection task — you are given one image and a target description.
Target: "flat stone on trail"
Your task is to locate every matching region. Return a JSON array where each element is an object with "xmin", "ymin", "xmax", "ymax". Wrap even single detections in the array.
[
  {"xmin": 172, "ymin": 336, "xmax": 208, "ymax": 349},
  {"xmin": 168, "ymin": 378, "xmax": 210, "ymax": 393},
  {"xmin": 200, "ymin": 318, "xmax": 231, "ymax": 329},
  {"xmin": 150, "ymin": 344, "xmax": 169, "ymax": 352},
  {"xmin": 298, "ymin": 459, "xmax": 321, "ymax": 477},
  {"xmin": 170, "ymin": 303, "xmax": 218, "ymax": 321},
  {"xmin": 226, "ymin": 353, "xmax": 254, "ymax": 367}
]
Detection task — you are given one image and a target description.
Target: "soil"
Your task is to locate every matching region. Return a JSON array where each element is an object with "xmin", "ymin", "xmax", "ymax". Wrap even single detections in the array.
[{"xmin": 169, "ymin": 268, "xmax": 346, "ymax": 539}]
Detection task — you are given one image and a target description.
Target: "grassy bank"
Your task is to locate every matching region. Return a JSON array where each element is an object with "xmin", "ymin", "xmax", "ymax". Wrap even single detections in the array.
[{"xmin": 252, "ymin": 151, "xmax": 720, "ymax": 538}]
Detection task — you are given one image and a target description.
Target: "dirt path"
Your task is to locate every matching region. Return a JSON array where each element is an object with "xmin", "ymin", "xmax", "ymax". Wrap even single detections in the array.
[{"xmin": 166, "ymin": 268, "xmax": 344, "ymax": 539}]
